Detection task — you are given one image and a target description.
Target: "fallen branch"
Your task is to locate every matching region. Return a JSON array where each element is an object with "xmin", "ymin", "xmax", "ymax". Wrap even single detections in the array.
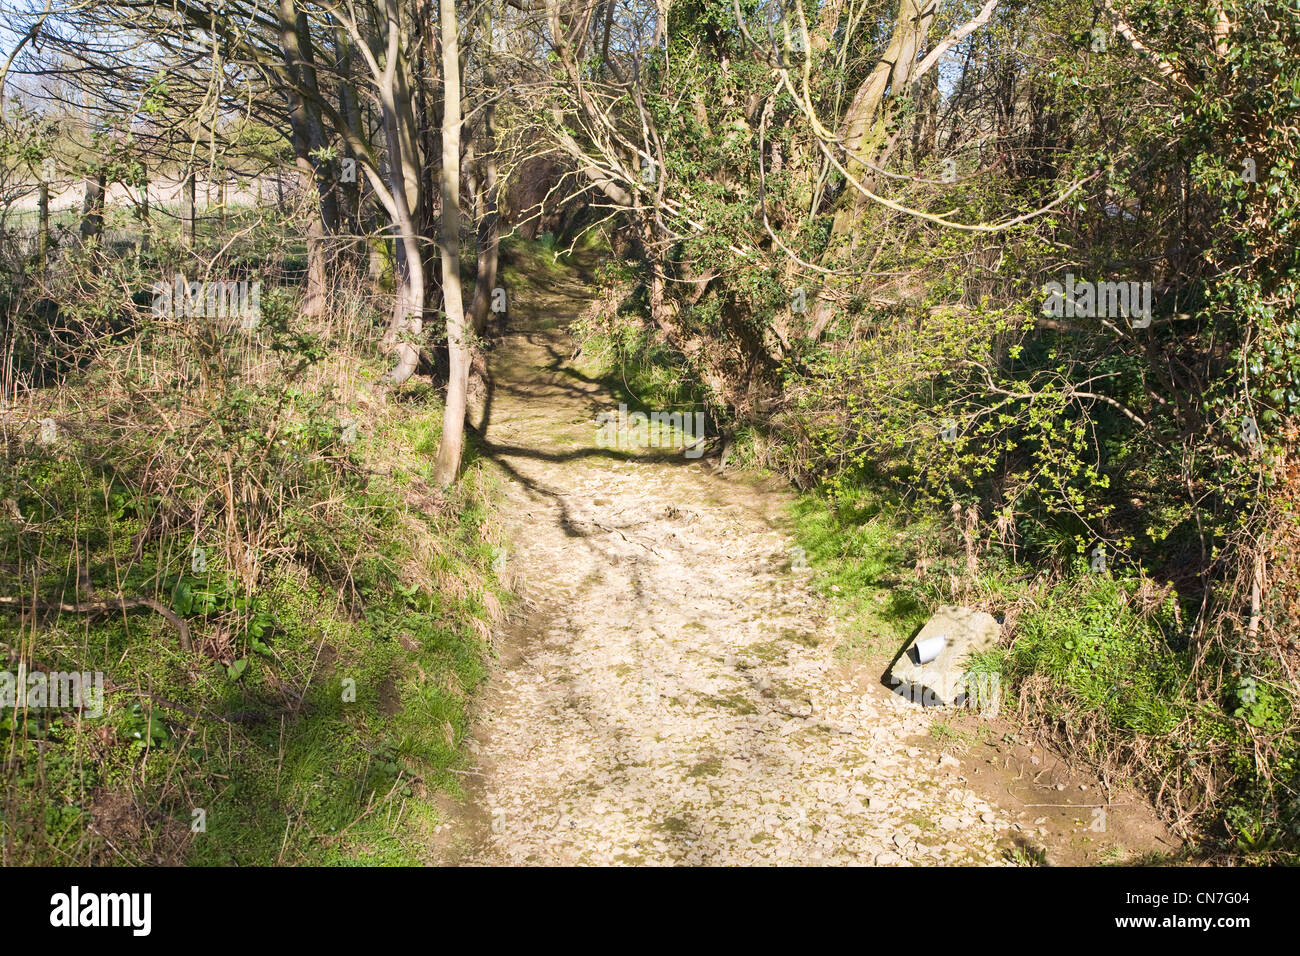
[{"xmin": 0, "ymin": 594, "xmax": 192, "ymax": 653}]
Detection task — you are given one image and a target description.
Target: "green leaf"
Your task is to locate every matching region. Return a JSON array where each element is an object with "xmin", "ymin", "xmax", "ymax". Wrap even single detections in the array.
[
  {"xmin": 171, "ymin": 580, "xmax": 193, "ymax": 617},
  {"xmin": 146, "ymin": 714, "xmax": 170, "ymax": 742}
]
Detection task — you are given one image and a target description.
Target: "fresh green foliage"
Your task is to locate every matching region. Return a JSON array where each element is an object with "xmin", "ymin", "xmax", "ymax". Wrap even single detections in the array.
[{"xmin": 1, "ymin": 210, "xmax": 507, "ymax": 864}]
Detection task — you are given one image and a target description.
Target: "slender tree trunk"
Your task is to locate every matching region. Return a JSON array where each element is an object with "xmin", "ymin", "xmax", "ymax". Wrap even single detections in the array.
[
  {"xmin": 183, "ymin": 168, "xmax": 196, "ymax": 247},
  {"xmin": 37, "ymin": 181, "xmax": 49, "ymax": 268},
  {"xmin": 433, "ymin": 0, "xmax": 468, "ymax": 485},
  {"xmin": 600, "ymin": 0, "xmax": 615, "ymax": 63},
  {"xmin": 292, "ymin": 4, "xmax": 340, "ymax": 233},
  {"xmin": 468, "ymin": 17, "xmax": 500, "ymax": 339},
  {"xmin": 410, "ymin": 27, "xmax": 440, "ymax": 310},
  {"xmin": 279, "ymin": 0, "xmax": 335, "ymax": 317},
  {"xmin": 378, "ymin": 0, "xmax": 426, "ymax": 384},
  {"xmin": 80, "ymin": 171, "xmax": 105, "ymax": 242},
  {"xmin": 365, "ymin": 193, "xmax": 389, "ymax": 284},
  {"xmin": 336, "ymin": 27, "xmax": 364, "ymax": 249},
  {"xmin": 294, "ymin": 131, "xmax": 329, "ymax": 318},
  {"xmin": 467, "ymin": 163, "xmax": 500, "ymax": 337},
  {"xmin": 466, "ymin": 6, "xmax": 502, "ymax": 432},
  {"xmin": 386, "ymin": 199, "xmax": 425, "ymax": 383},
  {"xmin": 282, "ymin": 80, "xmax": 328, "ymax": 317},
  {"xmin": 138, "ymin": 172, "xmax": 150, "ymax": 253}
]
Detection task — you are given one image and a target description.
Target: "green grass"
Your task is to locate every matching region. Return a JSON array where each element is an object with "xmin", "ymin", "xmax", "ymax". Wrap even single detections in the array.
[
  {"xmin": 0, "ymin": 232, "xmax": 513, "ymax": 864},
  {"xmin": 0, "ymin": 392, "xmax": 503, "ymax": 865},
  {"xmin": 783, "ymin": 484, "xmax": 1300, "ymax": 859},
  {"xmin": 1001, "ymin": 574, "xmax": 1191, "ymax": 737},
  {"xmin": 785, "ymin": 489, "xmax": 932, "ymax": 661},
  {"xmin": 930, "ymin": 720, "xmax": 984, "ymax": 752},
  {"xmin": 573, "ymin": 322, "xmax": 709, "ymax": 417},
  {"xmin": 499, "ymin": 233, "xmax": 571, "ymax": 281}
]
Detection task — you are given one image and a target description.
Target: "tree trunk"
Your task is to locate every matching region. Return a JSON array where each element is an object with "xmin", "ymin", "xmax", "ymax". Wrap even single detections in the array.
[
  {"xmin": 466, "ymin": 6, "xmax": 502, "ymax": 432},
  {"xmin": 292, "ymin": 4, "xmax": 340, "ymax": 233},
  {"xmin": 37, "ymin": 181, "xmax": 49, "ymax": 268},
  {"xmin": 831, "ymin": 0, "xmax": 937, "ymax": 236},
  {"xmin": 138, "ymin": 170, "xmax": 150, "ymax": 253},
  {"xmin": 432, "ymin": 0, "xmax": 469, "ymax": 486},
  {"xmin": 466, "ymin": 151, "xmax": 500, "ymax": 344},
  {"xmin": 365, "ymin": 193, "xmax": 390, "ymax": 284},
  {"xmin": 296, "ymin": 139, "xmax": 329, "ymax": 318},
  {"xmin": 80, "ymin": 171, "xmax": 105, "ymax": 242},
  {"xmin": 335, "ymin": 27, "xmax": 364, "ymax": 248},
  {"xmin": 183, "ymin": 169, "xmax": 196, "ymax": 247},
  {"xmin": 468, "ymin": 11, "xmax": 500, "ymax": 339},
  {"xmin": 279, "ymin": 0, "xmax": 335, "ymax": 317},
  {"xmin": 378, "ymin": 0, "xmax": 427, "ymax": 384}
]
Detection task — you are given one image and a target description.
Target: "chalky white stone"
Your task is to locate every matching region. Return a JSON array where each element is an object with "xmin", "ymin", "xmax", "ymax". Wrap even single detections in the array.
[{"xmin": 889, "ymin": 605, "xmax": 1000, "ymax": 706}]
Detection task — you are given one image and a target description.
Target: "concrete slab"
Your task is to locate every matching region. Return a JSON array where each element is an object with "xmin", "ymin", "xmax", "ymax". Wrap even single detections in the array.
[{"xmin": 888, "ymin": 605, "xmax": 1001, "ymax": 709}]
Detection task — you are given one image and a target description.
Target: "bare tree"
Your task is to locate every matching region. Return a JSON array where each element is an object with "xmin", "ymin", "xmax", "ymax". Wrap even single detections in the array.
[{"xmin": 432, "ymin": 0, "xmax": 469, "ymax": 484}]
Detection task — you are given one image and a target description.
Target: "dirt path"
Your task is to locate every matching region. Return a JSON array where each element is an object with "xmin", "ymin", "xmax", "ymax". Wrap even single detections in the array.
[{"xmin": 440, "ymin": 256, "xmax": 1176, "ymax": 866}]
